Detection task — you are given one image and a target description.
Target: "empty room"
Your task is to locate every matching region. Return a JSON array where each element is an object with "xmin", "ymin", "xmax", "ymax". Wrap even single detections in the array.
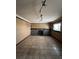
[{"xmin": 16, "ymin": 0, "xmax": 62, "ymax": 59}]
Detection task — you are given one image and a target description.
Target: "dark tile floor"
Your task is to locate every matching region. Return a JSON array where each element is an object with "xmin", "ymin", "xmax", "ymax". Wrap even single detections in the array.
[{"xmin": 16, "ymin": 36, "xmax": 62, "ymax": 59}]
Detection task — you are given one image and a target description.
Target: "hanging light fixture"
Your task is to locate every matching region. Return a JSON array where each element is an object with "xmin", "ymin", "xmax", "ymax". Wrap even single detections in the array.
[
  {"xmin": 39, "ymin": 0, "xmax": 47, "ymax": 21},
  {"xmin": 39, "ymin": 0, "xmax": 47, "ymax": 13},
  {"xmin": 40, "ymin": 14, "xmax": 43, "ymax": 21}
]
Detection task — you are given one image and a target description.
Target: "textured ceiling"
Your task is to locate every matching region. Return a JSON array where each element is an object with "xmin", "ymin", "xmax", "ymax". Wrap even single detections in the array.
[{"xmin": 16, "ymin": 0, "xmax": 62, "ymax": 23}]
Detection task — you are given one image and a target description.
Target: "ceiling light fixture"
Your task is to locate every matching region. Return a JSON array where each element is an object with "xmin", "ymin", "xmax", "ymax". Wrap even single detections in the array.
[
  {"xmin": 40, "ymin": 14, "xmax": 43, "ymax": 21},
  {"xmin": 39, "ymin": 0, "xmax": 47, "ymax": 21}
]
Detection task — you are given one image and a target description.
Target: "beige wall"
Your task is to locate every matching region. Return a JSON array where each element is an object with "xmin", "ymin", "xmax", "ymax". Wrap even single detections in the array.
[
  {"xmin": 16, "ymin": 17, "xmax": 31, "ymax": 44},
  {"xmin": 31, "ymin": 23, "xmax": 49, "ymax": 29}
]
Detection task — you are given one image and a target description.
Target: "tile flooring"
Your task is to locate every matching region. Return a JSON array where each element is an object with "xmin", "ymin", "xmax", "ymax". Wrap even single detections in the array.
[{"xmin": 16, "ymin": 36, "xmax": 62, "ymax": 59}]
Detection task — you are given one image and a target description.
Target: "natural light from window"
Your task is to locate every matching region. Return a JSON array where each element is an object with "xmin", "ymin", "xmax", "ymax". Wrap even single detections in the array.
[{"xmin": 53, "ymin": 23, "xmax": 61, "ymax": 31}]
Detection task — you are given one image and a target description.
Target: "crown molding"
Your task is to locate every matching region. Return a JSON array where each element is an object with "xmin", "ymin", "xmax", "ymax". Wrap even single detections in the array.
[{"xmin": 16, "ymin": 14, "xmax": 31, "ymax": 23}]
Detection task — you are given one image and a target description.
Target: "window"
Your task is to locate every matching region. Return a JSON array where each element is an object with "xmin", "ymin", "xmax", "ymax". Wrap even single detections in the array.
[{"xmin": 53, "ymin": 23, "xmax": 61, "ymax": 31}]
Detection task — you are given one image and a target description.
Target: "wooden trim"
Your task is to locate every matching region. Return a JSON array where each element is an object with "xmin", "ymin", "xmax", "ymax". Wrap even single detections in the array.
[
  {"xmin": 31, "ymin": 28, "xmax": 49, "ymax": 30},
  {"xmin": 16, "ymin": 16, "xmax": 31, "ymax": 24},
  {"xmin": 31, "ymin": 23, "xmax": 49, "ymax": 24},
  {"xmin": 16, "ymin": 15, "xmax": 31, "ymax": 23},
  {"xmin": 48, "ymin": 17, "xmax": 62, "ymax": 24},
  {"xmin": 16, "ymin": 35, "xmax": 30, "ymax": 46}
]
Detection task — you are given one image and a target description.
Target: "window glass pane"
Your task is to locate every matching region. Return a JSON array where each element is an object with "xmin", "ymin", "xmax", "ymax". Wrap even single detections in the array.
[{"xmin": 53, "ymin": 23, "xmax": 61, "ymax": 31}]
